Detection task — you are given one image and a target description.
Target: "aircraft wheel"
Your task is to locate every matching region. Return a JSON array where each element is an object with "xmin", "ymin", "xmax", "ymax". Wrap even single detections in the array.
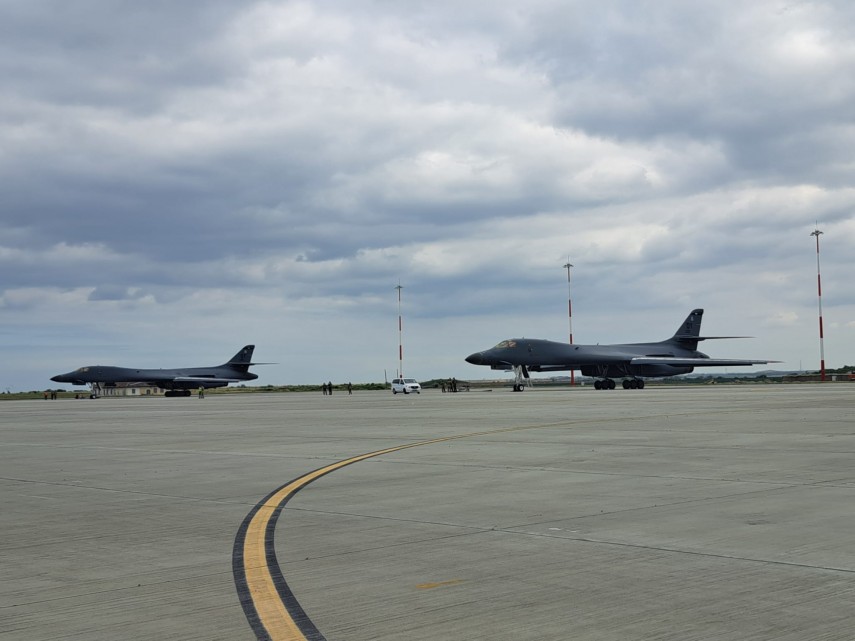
[
  {"xmin": 607, "ymin": 379, "xmax": 616, "ymax": 390},
  {"xmin": 638, "ymin": 379, "xmax": 645, "ymax": 389},
  {"xmin": 594, "ymin": 380, "xmax": 601, "ymax": 390},
  {"xmin": 622, "ymin": 379, "xmax": 631, "ymax": 389}
]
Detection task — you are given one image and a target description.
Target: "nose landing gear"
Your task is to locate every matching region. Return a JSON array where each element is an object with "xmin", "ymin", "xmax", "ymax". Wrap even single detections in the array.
[{"xmin": 512, "ymin": 365, "xmax": 530, "ymax": 392}]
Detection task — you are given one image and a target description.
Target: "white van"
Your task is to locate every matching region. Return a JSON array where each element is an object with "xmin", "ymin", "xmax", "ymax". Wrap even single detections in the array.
[{"xmin": 391, "ymin": 378, "xmax": 421, "ymax": 394}]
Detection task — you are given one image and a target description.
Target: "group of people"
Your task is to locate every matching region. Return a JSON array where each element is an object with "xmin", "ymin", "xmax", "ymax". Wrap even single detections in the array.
[
  {"xmin": 322, "ymin": 381, "xmax": 353, "ymax": 395},
  {"xmin": 441, "ymin": 377, "xmax": 460, "ymax": 393}
]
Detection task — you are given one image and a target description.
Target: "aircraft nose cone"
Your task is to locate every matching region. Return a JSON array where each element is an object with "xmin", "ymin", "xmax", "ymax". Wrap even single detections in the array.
[
  {"xmin": 51, "ymin": 372, "xmax": 78, "ymax": 384},
  {"xmin": 465, "ymin": 352, "xmax": 484, "ymax": 365}
]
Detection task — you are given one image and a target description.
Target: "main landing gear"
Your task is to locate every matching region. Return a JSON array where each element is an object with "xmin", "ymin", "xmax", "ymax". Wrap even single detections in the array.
[
  {"xmin": 593, "ymin": 378, "xmax": 645, "ymax": 390},
  {"xmin": 165, "ymin": 390, "xmax": 193, "ymax": 397},
  {"xmin": 589, "ymin": 364, "xmax": 646, "ymax": 390}
]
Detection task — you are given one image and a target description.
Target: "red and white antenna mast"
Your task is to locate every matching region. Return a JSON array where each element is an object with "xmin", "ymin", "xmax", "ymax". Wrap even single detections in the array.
[
  {"xmin": 563, "ymin": 260, "xmax": 575, "ymax": 386},
  {"xmin": 810, "ymin": 226, "xmax": 826, "ymax": 382},
  {"xmin": 395, "ymin": 282, "xmax": 404, "ymax": 379}
]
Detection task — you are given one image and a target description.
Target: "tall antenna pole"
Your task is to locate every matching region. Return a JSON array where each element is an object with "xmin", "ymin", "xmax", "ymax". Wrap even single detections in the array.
[
  {"xmin": 810, "ymin": 226, "xmax": 826, "ymax": 382},
  {"xmin": 395, "ymin": 282, "xmax": 404, "ymax": 379},
  {"xmin": 563, "ymin": 260, "xmax": 575, "ymax": 387}
]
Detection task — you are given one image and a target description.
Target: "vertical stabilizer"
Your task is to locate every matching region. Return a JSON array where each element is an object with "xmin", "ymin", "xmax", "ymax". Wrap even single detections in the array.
[
  {"xmin": 671, "ymin": 309, "xmax": 704, "ymax": 349},
  {"xmin": 226, "ymin": 345, "xmax": 255, "ymax": 372}
]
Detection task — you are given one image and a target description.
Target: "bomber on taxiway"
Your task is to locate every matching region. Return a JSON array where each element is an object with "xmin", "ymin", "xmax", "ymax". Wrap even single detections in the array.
[
  {"xmin": 465, "ymin": 309, "xmax": 777, "ymax": 391},
  {"xmin": 51, "ymin": 345, "xmax": 261, "ymax": 397}
]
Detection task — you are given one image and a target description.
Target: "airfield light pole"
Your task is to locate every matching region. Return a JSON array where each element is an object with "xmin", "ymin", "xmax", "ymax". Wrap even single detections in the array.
[
  {"xmin": 396, "ymin": 283, "xmax": 404, "ymax": 379},
  {"xmin": 811, "ymin": 226, "xmax": 826, "ymax": 382},
  {"xmin": 563, "ymin": 260, "xmax": 575, "ymax": 386}
]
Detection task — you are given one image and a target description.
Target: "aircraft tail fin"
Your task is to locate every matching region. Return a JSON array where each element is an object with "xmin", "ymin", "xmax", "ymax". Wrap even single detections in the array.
[
  {"xmin": 670, "ymin": 309, "xmax": 704, "ymax": 349},
  {"xmin": 226, "ymin": 345, "xmax": 256, "ymax": 372},
  {"xmin": 670, "ymin": 309, "xmax": 752, "ymax": 349}
]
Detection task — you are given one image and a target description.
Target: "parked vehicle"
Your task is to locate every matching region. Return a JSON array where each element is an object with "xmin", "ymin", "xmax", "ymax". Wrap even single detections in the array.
[{"xmin": 391, "ymin": 378, "xmax": 421, "ymax": 394}]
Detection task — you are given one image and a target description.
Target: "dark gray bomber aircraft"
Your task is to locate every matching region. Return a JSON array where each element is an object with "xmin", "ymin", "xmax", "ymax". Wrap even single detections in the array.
[
  {"xmin": 465, "ymin": 309, "xmax": 777, "ymax": 391},
  {"xmin": 51, "ymin": 345, "xmax": 259, "ymax": 397}
]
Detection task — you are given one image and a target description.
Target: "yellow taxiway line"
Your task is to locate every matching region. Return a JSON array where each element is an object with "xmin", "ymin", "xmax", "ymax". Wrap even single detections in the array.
[{"xmin": 234, "ymin": 424, "xmax": 568, "ymax": 640}]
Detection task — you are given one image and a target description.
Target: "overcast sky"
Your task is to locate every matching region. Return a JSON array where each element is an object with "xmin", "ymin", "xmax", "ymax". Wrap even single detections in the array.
[{"xmin": 2, "ymin": 0, "xmax": 853, "ymax": 391}]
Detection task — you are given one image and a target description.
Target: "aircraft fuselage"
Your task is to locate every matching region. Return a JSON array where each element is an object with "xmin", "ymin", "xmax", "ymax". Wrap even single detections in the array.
[
  {"xmin": 464, "ymin": 309, "xmax": 775, "ymax": 390},
  {"xmin": 465, "ymin": 339, "xmax": 702, "ymax": 378},
  {"xmin": 50, "ymin": 365, "xmax": 257, "ymax": 389},
  {"xmin": 50, "ymin": 345, "xmax": 260, "ymax": 394}
]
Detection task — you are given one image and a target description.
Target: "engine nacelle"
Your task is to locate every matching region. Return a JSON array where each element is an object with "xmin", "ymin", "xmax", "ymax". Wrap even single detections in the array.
[
  {"xmin": 630, "ymin": 364, "xmax": 694, "ymax": 377},
  {"xmin": 580, "ymin": 364, "xmax": 694, "ymax": 378}
]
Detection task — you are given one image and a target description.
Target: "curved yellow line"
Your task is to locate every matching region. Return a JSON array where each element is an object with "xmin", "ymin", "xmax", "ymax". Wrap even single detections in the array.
[
  {"xmin": 242, "ymin": 442, "xmax": 438, "ymax": 639},
  {"xmin": 242, "ymin": 424, "xmax": 568, "ymax": 639}
]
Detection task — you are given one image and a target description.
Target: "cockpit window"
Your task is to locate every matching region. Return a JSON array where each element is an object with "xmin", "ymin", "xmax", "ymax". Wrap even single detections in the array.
[{"xmin": 494, "ymin": 340, "xmax": 517, "ymax": 349}]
